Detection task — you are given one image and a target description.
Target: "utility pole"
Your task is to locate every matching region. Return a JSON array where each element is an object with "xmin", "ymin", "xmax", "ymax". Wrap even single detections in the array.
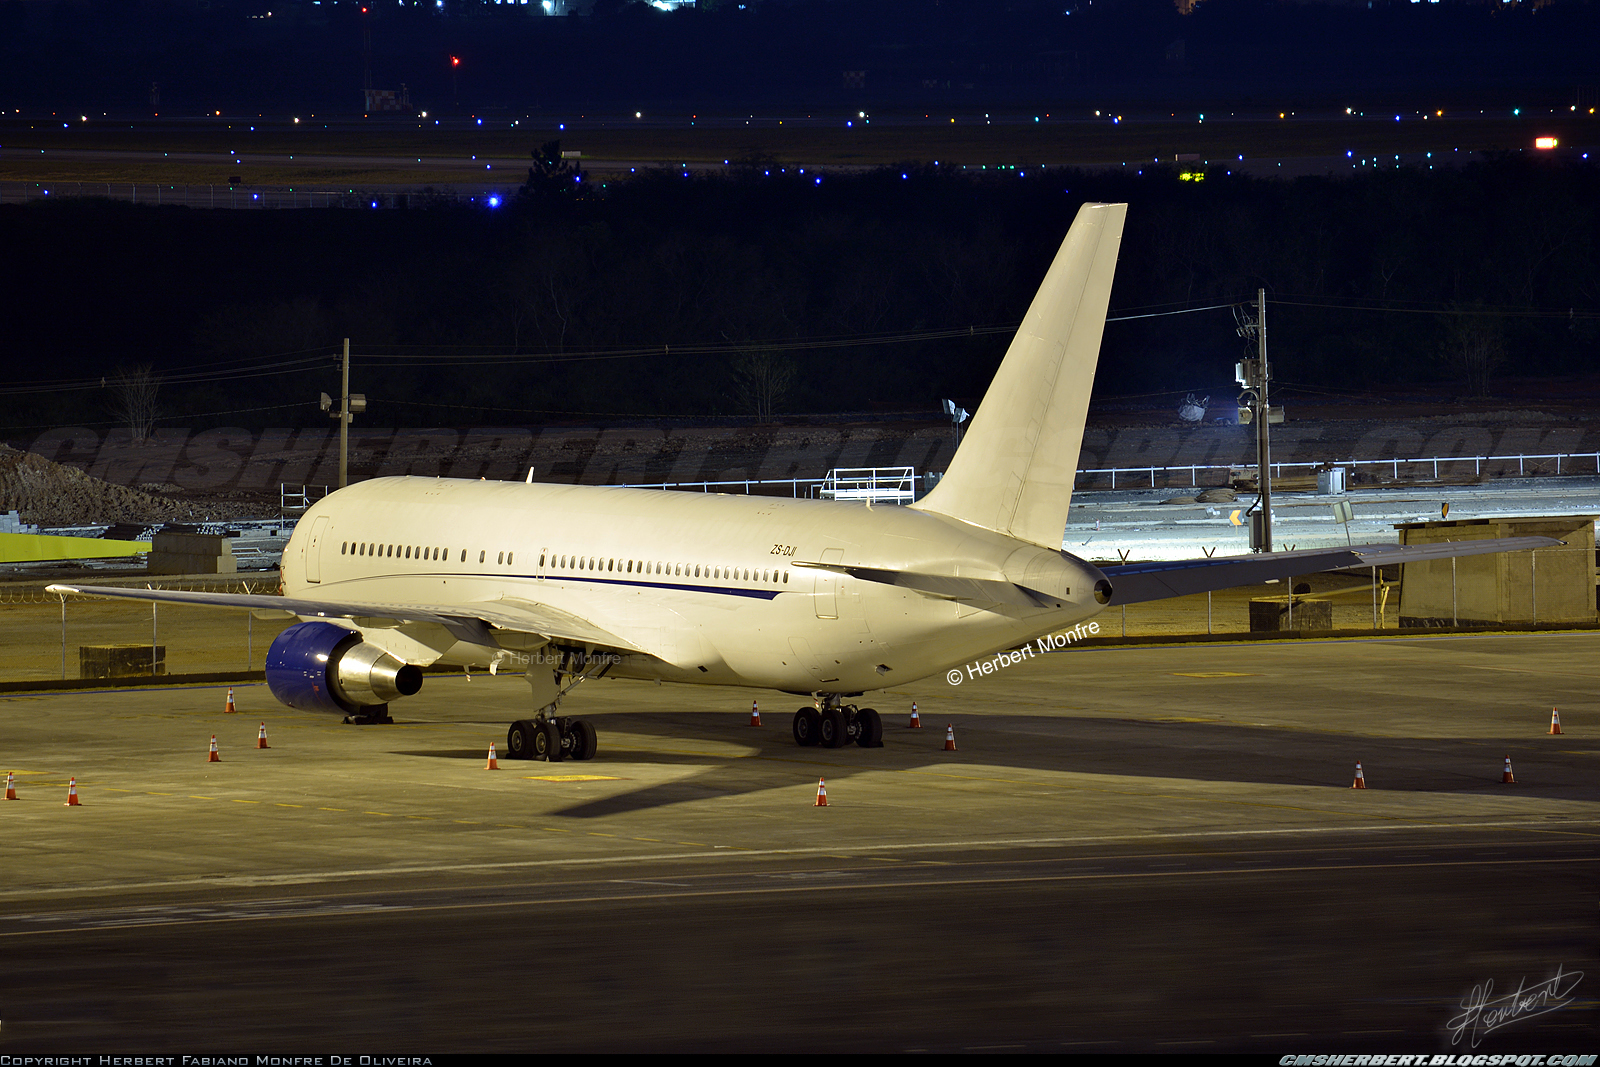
[
  {"xmin": 320, "ymin": 339, "xmax": 365, "ymax": 490},
  {"xmin": 1235, "ymin": 289, "xmax": 1272, "ymax": 552},
  {"xmin": 340, "ymin": 338, "xmax": 351, "ymax": 489}
]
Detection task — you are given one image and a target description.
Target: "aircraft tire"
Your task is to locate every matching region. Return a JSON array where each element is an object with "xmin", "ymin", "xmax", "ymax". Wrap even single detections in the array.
[
  {"xmin": 568, "ymin": 718, "xmax": 598, "ymax": 761},
  {"xmin": 820, "ymin": 707, "xmax": 848, "ymax": 748},
  {"xmin": 793, "ymin": 708, "xmax": 821, "ymax": 747},
  {"xmin": 855, "ymin": 707, "xmax": 883, "ymax": 748},
  {"xmin": 507, "ymin": 720, "xmax": 537, "ymax": 760},
  {"xmin": 533, "ymin": 720, "xmax": 564, "ymax": 761}
]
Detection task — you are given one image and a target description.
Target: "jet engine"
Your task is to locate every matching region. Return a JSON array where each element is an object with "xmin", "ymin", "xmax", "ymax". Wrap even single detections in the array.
[{"xmin": 265, "ymin": 620, "xmax": 423, "ymax": 715}]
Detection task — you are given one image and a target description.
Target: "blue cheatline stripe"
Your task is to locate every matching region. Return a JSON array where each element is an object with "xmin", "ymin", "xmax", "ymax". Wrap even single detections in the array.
[{"xmin": 335, "ymin": 570, "xmax": 786, "ymax": 601}]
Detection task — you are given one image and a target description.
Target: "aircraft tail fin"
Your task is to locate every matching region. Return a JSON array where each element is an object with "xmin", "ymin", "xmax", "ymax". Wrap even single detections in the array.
[{"xmin": 911, "ymin": 202, "xmax": 1126, "ymax": 548}]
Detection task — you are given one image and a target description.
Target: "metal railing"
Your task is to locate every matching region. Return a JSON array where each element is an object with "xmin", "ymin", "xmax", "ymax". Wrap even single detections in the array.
[
  {"xmin": 279, "ymin": 484, "xmax": 330, "ymax": 518},
  {"xmin": 623, "ymin": 476, "xmax": 831, "ymax": 495},
  {"xmin": 1078, "ymin": 451, "xmax": 1600, "ymax": 490},
  {"xmin": 817, "ymin": 467, "xmax": 917, "ymax": 504}
]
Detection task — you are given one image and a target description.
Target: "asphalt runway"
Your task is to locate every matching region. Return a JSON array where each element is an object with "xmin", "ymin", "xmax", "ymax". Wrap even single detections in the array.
[{"xmin": 1, "ymin": 631, "xmax": 1596, "ymax": 1052}]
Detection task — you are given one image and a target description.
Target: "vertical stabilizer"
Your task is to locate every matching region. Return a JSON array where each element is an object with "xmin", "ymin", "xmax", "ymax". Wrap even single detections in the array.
[{"xmin": 911, "ymin": 202, "xmax": 1126, "ymax": 548}]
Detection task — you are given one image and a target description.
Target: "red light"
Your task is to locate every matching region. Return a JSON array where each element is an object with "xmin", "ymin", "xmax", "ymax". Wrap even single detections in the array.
[{"xmin": 451, "ymin": 56, "xmax": 461, "ymax": 67}]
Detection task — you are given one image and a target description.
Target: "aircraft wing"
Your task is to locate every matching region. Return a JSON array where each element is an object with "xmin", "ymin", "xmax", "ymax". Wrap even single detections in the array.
[
  {"xmin": 43, "ymin": 583, "xmax": 646, "ymax": 653},
  {"xmin": 1098, "ymin": 536, "xmax": 1562, "ymax": 606}
]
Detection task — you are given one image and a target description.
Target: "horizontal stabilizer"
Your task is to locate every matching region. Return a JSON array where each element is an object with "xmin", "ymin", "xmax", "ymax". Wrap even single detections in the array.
[
  {"xmin": 791, "ymin": 560, "xmax": 1053, "ymax": 609},
  {"xmin": 1099, "ymin": 536, "xmax": 1562, "ymax": 606}
]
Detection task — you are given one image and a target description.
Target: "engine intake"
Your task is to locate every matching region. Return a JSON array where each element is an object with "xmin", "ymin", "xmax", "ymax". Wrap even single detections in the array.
[{"xmin": 265, "ymin": 620, "xmax": 423, "ymax": 715}]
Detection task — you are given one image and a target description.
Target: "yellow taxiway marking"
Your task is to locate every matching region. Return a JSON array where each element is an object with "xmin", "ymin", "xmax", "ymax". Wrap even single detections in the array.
[
  {"xmin": 1170, "ymin": 671, "xmax": 1258, "ymax": 678},
  {"xmin": 521, "ymin": 774, "xmax": 624, "ymax": 782}
]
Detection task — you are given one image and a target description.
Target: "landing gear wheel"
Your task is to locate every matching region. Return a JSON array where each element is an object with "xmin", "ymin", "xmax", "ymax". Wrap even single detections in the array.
[
  {"xmin": 855, "ymin": 707, "xmax": 883, "ymax": 748},
  {"xmin": 820, "ymin": 707, "xmax": 848, "ymax": 748},
  {"xmin": 531, "ymin": 719, "xmax": 564, "ymax": 761},
  {"xmin": 507, "ymin": 719, "xmax": 537, "ymax": 760},
  {"xmin": 793, "ymin": 707, "xmax": 821, "ymax": 747},
  {"xmin": 542, "ymin": 719, "xmax": 565, "ymax": 762},
  {"xmin": 567, "ymin": 718, "xmax": 598, "ymax": 761}
]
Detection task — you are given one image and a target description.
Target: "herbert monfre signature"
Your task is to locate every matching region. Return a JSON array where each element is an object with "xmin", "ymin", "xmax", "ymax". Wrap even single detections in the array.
[{"xmin": 1447, "ymin": 965, "xmax": 1584, "ymax": 1048}]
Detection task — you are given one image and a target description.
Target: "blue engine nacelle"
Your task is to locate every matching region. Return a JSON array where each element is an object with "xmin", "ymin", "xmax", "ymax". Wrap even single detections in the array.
[{"xmin": 265, "ymin": 620, "xmax": 424, "ymax": 715}]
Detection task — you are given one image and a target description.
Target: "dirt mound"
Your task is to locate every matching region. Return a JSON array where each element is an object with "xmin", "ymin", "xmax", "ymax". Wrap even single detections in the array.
[{"xmin": 0, "ymin": 445, "xmax": 254, "ymax": 526}]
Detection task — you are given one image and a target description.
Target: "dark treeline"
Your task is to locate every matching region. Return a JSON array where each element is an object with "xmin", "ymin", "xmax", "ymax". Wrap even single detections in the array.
[{"xmin": 2, "ymin": 154, "xmax": 1597, "ymax": 438}]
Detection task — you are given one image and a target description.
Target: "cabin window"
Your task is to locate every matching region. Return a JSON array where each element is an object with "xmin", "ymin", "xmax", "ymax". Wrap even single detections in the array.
[
  {"xmin": 540, "ymin": 553, "xmax": 546, "ymax": 567},
  {"xmin": 479, "ymin": 551, "xmax": 486, "ymax": 563},
  {"xmin": 497, "ymin": 552, "xmax": 504, "ymax": 565},
  {"xmin": 626, "ymin": 560, "xmax": 632, "ymax": 573},
  {"xmin": 507, "ymin": 552, "xmax": 514, "ymax": 565},
  {"xmin": 608, "ymin": 558, "xmax": 614, "ymax": 571},
  {"xmin": 404, "ymin": 547, "xmax": 411, "ymax": 559},
  {"xmin": 460, "ymin": 550, "xmax": 467, "ymax": 562},
  {"xmin": 783, "ymin": 571, "xmax": 789, "ymax": 583}
]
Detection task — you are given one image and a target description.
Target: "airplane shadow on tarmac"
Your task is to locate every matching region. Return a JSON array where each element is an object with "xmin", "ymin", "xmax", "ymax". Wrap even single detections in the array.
[{"xmin": 393, "ymin": 707, "xmax": 1594, "ymax": 818}]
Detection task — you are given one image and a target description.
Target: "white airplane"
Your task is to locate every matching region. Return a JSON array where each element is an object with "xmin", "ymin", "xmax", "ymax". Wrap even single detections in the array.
[{"xmin": 50, "ymin": 203, "xmax": 1556, "ymax": 760}]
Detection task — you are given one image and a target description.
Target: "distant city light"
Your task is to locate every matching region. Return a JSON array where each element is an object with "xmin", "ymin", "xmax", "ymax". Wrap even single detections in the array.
[
  {"xmin": 1535, "ymin": 136, "xmax": 1558, "ymax": 149},
  {"xmin": 487, "ymin": 195, "xmax": 502, "ymax": 207}
]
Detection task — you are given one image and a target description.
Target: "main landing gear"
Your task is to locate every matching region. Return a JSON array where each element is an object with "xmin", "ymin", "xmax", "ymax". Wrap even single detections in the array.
[
  {"xmin": 506, "ymin": 715, "xmax": 598, "ymax": 762},
  {"xmin": 506, "ymin": 645, "xmax": 610, "ymax": 762},
  {"xmin": 792, "ymin": 696, "xmax": 883, "ymax": 749}
]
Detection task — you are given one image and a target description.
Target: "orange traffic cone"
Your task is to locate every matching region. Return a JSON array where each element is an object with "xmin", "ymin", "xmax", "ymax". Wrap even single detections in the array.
[
  {"xmin": 1351, "ymin": 762, "xmax": 1366, "ymax": 789},
  {"xmin": 224, "ymin": 687, "xmax": 238, "ymax": 714},
  {"xmin": 5, "ymin": 771, "xmax": 16, "ymax": 800},
  {"xmin": 1549, "ymin": 708, "xmax": 1563, "ymax": 735},
  {"xmin": 750, "ymin": 700, "xmax": 761, "ymax": 727},
  {"xmin": 486, "ymin": 742, "xmax": 499, "ymax": 770},
  {"xmin": 208, "ymin": 735, "xmax": 221, "ymax": 762},
  {"xmin": 814, "ymin": 777, "xmax": 828, "ymax": 806},
  {"xmin": 257, "ymin": 722, "xmax": 270, "ymax": 749},
  {"xmin": 65, "ymin": 777, "xmax": 80, "ymax": 806},
  {"xmin": 1501, "ymin": 755, "xmax": 1515, "ymax": 784},
  {"xmin": 943, "ymin": 724, "xmax": 957, "ymax": 751},
  {"xmin": 909, "ymin": 702, "xmax": 921, "ymax": 729}
]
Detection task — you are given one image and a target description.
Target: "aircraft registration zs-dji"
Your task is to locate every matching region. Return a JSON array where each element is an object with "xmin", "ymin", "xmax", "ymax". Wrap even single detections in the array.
[{"xmin": 50, "ymin": 204, "xmax": 1554, "ymax": 760}]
